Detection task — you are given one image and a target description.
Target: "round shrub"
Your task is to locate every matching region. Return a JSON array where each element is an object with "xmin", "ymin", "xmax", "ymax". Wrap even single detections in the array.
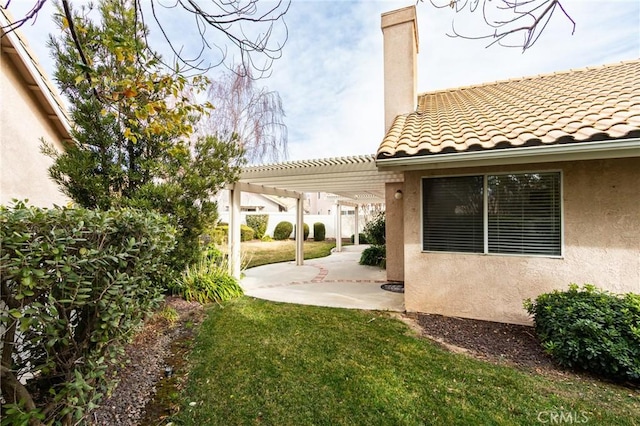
[
  {"xmin": 212, "ymin": 225, "xmax": 254, "ymax": 242},
  {"xmin": 313, "ymin": 222, "xmax": 326, "ymax": 241},
  {"xmin": 294, "ymin": 223, "xmax": 310, "ymax": 240},
  {"xmin": 351, "ymin": 233, "xmax": 368, "ymax": 244},
  {"xmin": 359, "ymin": 244, "xmax": 386, "ymax": 268},
  {"xmin": 240, "ymin": 224, "xmax": 255, "ymax": 241},
  {"xmin": 273, "ymin": 221, "xmax": 293, "ymax": 240},
  {"xmin": 524, "ymin": 284, "xmax": 640, "ymax": 382}
]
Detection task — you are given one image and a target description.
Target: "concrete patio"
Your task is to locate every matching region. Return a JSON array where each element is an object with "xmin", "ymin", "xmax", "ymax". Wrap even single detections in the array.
[{"xmin": 241, "ymin": 245, "xmax": 405, "ymax": 311}]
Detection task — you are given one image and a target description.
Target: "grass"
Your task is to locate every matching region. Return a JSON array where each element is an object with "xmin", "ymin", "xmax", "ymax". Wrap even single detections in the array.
[
  {"xmin": 242, "ymin": 240, "xmax": 337, "ymax": 268},
  {"xmin": 174, "ymin": 298, "xmax": 639, "ymax": 425}
]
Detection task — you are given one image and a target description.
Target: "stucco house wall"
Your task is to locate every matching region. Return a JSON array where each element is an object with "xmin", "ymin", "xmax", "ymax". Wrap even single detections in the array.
[
  {"xmin": 385, "ymin": 182, "xmax": 404, "ymax": 282},
  {"xmin": 1, "ymin": 19, "xmax": 70, "ymax": 207},
  {"xmin": 401, "ymin": 157, "xmax": 640, "ymax": 325}
]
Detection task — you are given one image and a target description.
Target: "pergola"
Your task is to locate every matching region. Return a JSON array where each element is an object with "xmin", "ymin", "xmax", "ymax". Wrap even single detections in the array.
[{"xmin": 226, "ymin": 154, "xmax": 404, "ymax": 278}]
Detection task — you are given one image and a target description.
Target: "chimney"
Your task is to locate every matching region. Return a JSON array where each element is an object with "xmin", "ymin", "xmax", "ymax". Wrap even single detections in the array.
[{"xmin": 381, "ymin": 6, "xmax": 419, "ymax": 134}]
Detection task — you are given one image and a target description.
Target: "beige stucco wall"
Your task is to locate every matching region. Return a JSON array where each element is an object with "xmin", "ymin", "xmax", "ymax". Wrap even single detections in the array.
[
  {"xmin": 400, "ymin": 158, "xmax": 640, "ymax": 325},
  {"xmin": 385, "ymin": 182, "xmax": 404, "ymax": 282},
  {"xmin": 0, "ymin": 48, "xmax": 69, "ymax": 207},
  {"xmin": 381, "ymin": 6, "xmax": 418, "ymax": 133}
]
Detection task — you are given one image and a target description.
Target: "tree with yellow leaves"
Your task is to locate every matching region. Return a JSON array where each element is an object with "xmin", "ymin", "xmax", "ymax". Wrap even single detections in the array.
[{"xmin": 43, "ymin": 0, "xmax": 245, "ymax": 271}]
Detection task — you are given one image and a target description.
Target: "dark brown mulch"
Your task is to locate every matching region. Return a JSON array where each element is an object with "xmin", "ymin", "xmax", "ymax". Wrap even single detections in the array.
[{"xmin": 412, "ymin": 312, "xmax": 560, "ymax": 373}]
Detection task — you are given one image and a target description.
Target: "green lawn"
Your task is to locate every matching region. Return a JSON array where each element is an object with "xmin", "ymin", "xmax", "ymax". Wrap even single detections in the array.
[
  {"xmin": 242, "ymin": 240, "xmax": 337, "ymax": 268},
  {"xmin": 174, "ymin": 298, "xmax": 639, "ymax": 425}
]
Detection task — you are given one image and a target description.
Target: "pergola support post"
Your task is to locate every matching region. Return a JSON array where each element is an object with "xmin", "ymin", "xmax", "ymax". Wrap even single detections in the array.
[
  {"xmin": 228, "ymin": 183, "xmax": 242, "ymax": 279},
  {"xmin": 354, "ymin": 204, "xmax": 360, "ymax": 245},
  {"xmin": 295, "ymin": 195, "xmax": 304, "ymax": 265},
  {"xmin": 335, "ymin": 202, "xmax": 342, "ymax": 252}
]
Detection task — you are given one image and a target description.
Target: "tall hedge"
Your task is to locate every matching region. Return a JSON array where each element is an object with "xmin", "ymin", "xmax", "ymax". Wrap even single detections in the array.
[
  {"xmin": 246, "ymin": 214, "xmax": 268, "ymax": 239},
  {"xmin": 294, "ymin": 223, "xmax": 310, "ymax": 241},
  {"xmin": 0, "ymin": 202, "xmax": 176, "ymax": 424},
  {"xmin": 313, "ymin": 222, "xmax": 326, "ymax": 241}
]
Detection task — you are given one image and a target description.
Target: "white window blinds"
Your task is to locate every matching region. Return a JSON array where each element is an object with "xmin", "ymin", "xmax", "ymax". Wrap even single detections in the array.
[
  {"xmin": 423, "ymin": 172, "xmax": 561, "ymax": 256},
  {"xmin": 488, "ymin": 173, "xmax": 561, "ymax": 256},
  {"xmin": 423, "ymin": 176, "xmax": 484, "ymax": 253}
]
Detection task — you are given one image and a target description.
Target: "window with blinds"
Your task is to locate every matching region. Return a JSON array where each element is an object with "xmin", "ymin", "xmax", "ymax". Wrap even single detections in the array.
[
  {"xmin": 488, "ymin": 173, "xmax": 561, "ymax": 255},
  {"xmin": 422, "ymin": 172, "xmax": 562, "ymax": 256},
  {"xmin": 423, "ymin": 176, "xmax": 484, "ymax": 253}
]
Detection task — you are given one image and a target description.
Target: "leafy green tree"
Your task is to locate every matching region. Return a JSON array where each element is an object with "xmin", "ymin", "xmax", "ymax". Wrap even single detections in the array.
[{"xmin": 43, "ymin": 0, "xmax": 245, "ymax": 271}]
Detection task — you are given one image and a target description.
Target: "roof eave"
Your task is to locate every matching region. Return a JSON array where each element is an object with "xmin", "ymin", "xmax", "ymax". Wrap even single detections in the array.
[
  {"xmin": 376, "ymin": 138, "xmax": 640, "ymax": 171},
  {"xmin": 0, "ymin": 9, "xmax": 73, "ymax": 142}
]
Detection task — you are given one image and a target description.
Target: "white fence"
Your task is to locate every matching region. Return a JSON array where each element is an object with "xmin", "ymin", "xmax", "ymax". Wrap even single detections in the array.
[{"xmin": 218, "ymin": 212, "xmax": 365, "ymax": 239}]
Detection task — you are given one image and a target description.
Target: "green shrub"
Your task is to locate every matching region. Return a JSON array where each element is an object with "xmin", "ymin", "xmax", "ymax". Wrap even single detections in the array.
[
  {"xmin": 273, "ymin": 221, "xmax": 293, "ymax": 240},
  {"xmin": 294, "ymin": 223, "xmax": 310, "ymax": 240},
  {"xmin": 313, "ymin": 222, "xmax": 326, "ymax": 241},
  {"xmin": 169, "ymin": 253, "xmax": 244, "ymax": 304},
  {"xmin": 363, "ymin": 211, "xmax": 385, "ymax": 245},
  {"xmin": 351, "ymin": 233, "xmax": 369, "ymax": 244},
  {"xmin": 158, "ymin": 306, "xmax": 180, "ymax": 324},
  {"xmin": 215, "ymin": 225, "xmax": 229, "ymax": 244},
  {"xmin": 203, "ymin": 246, "xmax": 224, "ymax": 263},
  {"xmin": 524, "ymin": 284, "xmax": 640, "ymax": 382},
  {"xmin": 359, "ymin": 244, "xmax": 386, "ymax": 268},
  {"xmin": 0, "ymin": 202, "xmax": 176, "ymax": 424},
  {"xmin": 240, "ymin": 224, "xmax": 255, "ymax": 241},
  {"xmin": 246, "ymin": 214, "xmax": 269, "ymax": 239},
  {"xmin": 210, "ymin": 226, "xmax": 227, "ymax": 245},
  {"xmin": 211, "ymin": 225, "xmax": 253, "ymax": 242}
]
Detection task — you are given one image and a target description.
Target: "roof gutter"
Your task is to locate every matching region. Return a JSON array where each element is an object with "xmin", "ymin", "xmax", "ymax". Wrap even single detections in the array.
[{"xmin": 376, "ymin": 138, "xmax": 640, "ymax": 171}]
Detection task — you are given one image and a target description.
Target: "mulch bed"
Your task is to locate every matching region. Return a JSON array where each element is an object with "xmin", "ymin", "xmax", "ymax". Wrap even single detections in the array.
[{"xmin": 411, "ymin": 312, "xmax": 560, "ymax": 373}]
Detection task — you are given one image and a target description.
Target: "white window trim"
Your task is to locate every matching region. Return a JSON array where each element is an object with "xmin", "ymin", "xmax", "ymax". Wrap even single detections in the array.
[{"xmin": 420, "ymin": 170, "xmax": 564, "ymax": 259}]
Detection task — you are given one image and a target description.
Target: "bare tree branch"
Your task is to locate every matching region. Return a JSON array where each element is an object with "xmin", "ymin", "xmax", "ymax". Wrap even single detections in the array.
[
  {"xmin": 202, "ymin": 65, "xmax": 288, "ymax": 163},
  {"xmin": 1, "ymin": 0, "xmax": 290, "ymax": 78},
  {"xmin": 0, "ymin": 0, "xmax": 47, "ymax": 33},
  {"xmin": 425, "ymin": 0, "xmax": 575, "ymax": 51}
]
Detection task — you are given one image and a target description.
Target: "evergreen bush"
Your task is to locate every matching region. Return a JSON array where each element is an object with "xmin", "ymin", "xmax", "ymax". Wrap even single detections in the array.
[
  {"xmin": 246, "ymin": 214, "xmax": 268, "ymax": 239},
  {"xmin": 351, "ymin": 233, "xmax": 369, "ymax": 244},
  {"xmin": 294, "ymin": 223, "xmax": 310, "ymax": 240},
  {"xmin": 359, "ymin": 245, "xmax": 386, "ymax": 268},
  {"xmin": 240, "ymin": 224, "xmax": 255, "ymax": 241},
  {"xmin": 313, "ymin": 222, "xmax": 326, "ymax": 241},
  {"xmin": 524, "ymin": 284, "xmax": 640, "ymax": 382},
  {"xmin": 363, "ymin": 212, "xmax": 385, "ymax": 245},
  {"xmin": 273, "ymin": 221, "xmax": 293, "ymax": 240},
  {"xmin": 0, "ymin": 202, "xmax": 176, "ymax": 424}
]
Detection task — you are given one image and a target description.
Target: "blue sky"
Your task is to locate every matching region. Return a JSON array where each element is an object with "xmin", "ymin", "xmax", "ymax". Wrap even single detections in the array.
[{"xmin": 8, "ymin": 0, "xmax": 640, "ymax": 162}]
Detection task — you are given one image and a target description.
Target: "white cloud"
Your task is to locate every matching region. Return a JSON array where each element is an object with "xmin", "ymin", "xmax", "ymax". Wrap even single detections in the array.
[{"xmin": 7, "ymin": 0, "xmax": 639, "ymax": 163}]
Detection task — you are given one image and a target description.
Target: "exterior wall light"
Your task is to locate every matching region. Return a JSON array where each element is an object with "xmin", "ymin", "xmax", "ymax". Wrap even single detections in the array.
[{"xmin": 394, "ymin": 190, "xmax": 403, "ymax": 200}]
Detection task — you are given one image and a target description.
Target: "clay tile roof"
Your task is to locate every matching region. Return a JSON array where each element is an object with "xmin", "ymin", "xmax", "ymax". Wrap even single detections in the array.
[{"xmin": 377, "ymin": 60, "xmax": 640, "ymax": 159}]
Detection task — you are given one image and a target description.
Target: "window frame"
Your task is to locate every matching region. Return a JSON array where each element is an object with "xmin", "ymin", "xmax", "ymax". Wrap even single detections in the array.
[{"xmin": 420, "ymin": 170, "xmax": 563, "ymax": 258}]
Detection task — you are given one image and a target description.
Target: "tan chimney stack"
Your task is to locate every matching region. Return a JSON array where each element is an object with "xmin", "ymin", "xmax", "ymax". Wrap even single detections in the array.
[{"xmin": 381, "ymin": 6, "xmax": 419, "ymax": 133}]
